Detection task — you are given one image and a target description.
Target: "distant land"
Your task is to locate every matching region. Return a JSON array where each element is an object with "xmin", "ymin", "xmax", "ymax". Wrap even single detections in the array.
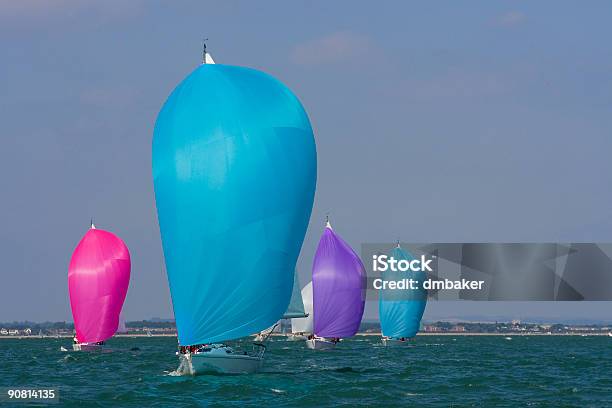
[
  {"xmin": 366, "ymin": 316, "xmax": 612, "ymax": 325},
  {"xmin": 1, "ymin": 319, "xmax": 612, "ymax": 337}
]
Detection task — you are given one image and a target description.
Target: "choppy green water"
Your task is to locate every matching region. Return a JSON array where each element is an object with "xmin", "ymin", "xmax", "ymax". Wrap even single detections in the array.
[{"xmin": 1, "ymin": 335, "xmax": 611, "ymax": 407}]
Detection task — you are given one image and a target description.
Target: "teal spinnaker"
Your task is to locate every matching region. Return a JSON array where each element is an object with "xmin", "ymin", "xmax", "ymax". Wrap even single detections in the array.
[
  {"xmin": 379, "ymin": 247, "xmax": 427, "ymax": 339},
  {"xmin": 152, "ymin": 64, "xmax": 317, "ymax": 346}
]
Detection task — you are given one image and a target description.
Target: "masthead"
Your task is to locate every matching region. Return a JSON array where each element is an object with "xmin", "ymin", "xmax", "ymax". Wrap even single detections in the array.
[{"xmin": 202, "ymin": 38, "xmax": 208, "ymax": 64}]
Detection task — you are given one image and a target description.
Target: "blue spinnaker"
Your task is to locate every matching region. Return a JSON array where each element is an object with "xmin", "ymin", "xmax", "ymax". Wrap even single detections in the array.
[
  {"xmin": 379, "ymin": 247, "xmax": 427, "ymax": 338},
  {"xmin": 153, "ymin": 63, "xmax": 317, "ymax": 346}
]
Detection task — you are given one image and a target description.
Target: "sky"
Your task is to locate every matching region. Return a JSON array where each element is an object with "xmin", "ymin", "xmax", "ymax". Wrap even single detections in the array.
[{"xmin": 1, "ymin": 1, "xmax": 612, "ymax": 323}]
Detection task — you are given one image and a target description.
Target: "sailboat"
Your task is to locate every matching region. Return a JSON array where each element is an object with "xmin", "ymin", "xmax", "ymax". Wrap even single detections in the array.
[
  {"xmin": 254, "ymin": 272, "xmax": 308, "ymax": 342},
  {"xmin": 307, "ymin": 219, "xmax": 366, "ymax": 350},
  {"xmin": 379, "ymin": 244, "xmax": 427, "ymax": 346},
  {"xmin": 152, "ymin": 44, "xmax": 317, "ymax": 374},
  {"xmin": 68, "ymin": 222, "xmax": 131, "ymax": 351},
  {"xmin": 289, "ymin": 281, "xmax": 313, "ymax": 341},
  {"xmin": 253, "ymin": 325, "xmax": 277, "ymax": 343}
]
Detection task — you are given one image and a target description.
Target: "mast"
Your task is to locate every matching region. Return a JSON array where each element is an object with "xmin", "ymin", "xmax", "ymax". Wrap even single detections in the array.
[
  {"xmin": 202, "ymin": 38, "xmax": 215, "ymax": 64},
  {"xmin": 202, "ymin": 38, "xmax": 208, "ymax": 64}
]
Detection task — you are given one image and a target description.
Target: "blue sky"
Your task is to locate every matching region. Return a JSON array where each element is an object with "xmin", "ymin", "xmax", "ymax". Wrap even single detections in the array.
[{"xmin": 1, "ymin": 1, "xmax": 612, "ymax": 322}]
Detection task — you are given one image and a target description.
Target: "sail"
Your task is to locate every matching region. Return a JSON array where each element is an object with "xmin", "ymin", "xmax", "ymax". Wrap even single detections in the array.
[
  {"xmin": 312, "ymin": 225, "xmax": 366, "ymax": 338},
  {"xmin": 283, "ymin": 271, "xmax": 307, "ymax": 319},
  {"xmin": 291, "ymin": 282, "xmax": 313, "ymax": 334},
  {"xmin": 117, "ymin": 312, "xmax": 128, "ymax": 334},
  {"xmin": 204, "ymin": 52, "xmax": 215, "ymax": 64},
  {"xmin": 379, "ymin": 246, "xmax": 427, "ymax": 338},
  {"xmin": 68, "ymin": 226, "xmax": 130, "ymax": 344},
  {"xmin": 153, "ymin": 63, "xmax": 317, "ymax": 346}
]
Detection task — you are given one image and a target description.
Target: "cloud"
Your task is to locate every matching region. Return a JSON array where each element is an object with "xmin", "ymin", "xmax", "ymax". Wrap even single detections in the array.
[
  {"xmin": 290, "ymin": 31, "xmax": 374, "ymax": 66},
  {"xmin": 495, "ymin": 11, "xmax": 526, "ymax": 27},
  {"xmin": 376, "ymin": 66, "xmax": 519, "ymax": 103}
]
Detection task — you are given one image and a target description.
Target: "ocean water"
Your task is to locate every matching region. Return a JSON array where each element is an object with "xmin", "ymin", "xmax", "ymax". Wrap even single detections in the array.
[{"xmin": 1, "ymin": 335, "xmax": 611, "ymax": 407}]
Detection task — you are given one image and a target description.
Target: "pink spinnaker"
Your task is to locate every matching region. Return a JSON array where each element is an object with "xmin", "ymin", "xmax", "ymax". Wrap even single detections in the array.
[{"xmin": 68, "ymin": 226, "xmax": 130, "ymax": 344}]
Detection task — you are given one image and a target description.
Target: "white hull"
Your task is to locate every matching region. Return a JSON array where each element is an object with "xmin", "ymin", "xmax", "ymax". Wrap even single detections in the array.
[
  {"xmin": 178, "ymin": 345, "xmax": 264, "ymax": 375},
  {"xmin": 306, "ymin": 338, "xmax": 336, "ymax": 350},
  {"xmin": 189, "ymin": 353, "xmax": 262, "ymax": 375},
  {"xmin": 72, "ymin": 343, "xmax": 103, "ymax": 351},
  {"xmin": 382, "ymin": 337, "xmax": 413, "ymax": 347}
]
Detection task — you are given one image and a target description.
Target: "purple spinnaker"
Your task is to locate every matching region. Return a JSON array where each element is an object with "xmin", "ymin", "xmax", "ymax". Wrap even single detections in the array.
[{"xmin": 312, "ymin": 225, "xmax": 366, "ymax": 338}]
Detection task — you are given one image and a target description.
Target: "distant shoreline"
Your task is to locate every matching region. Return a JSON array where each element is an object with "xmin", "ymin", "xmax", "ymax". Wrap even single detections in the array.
[
  {"xmin": 360, "ymin": 332, "xmax": 612, "ymax": 337},
  {"xmin": 1, "ymin": 332, "xmax": 611, "ymax": 340},
  {"xmin": 0, "ymin": 334, "xmax": 178, "ymax": 339}
]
